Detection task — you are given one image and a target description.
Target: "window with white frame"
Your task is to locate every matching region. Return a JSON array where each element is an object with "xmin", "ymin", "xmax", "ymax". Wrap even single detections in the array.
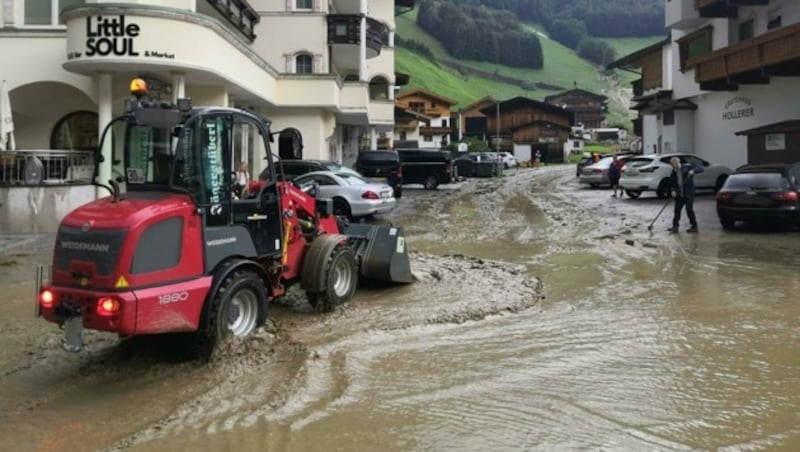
[
  {"xmin": 21, "ymin": 0, "xmax": 85, "ymax": 27},
  {"xmin": 295, "ymin": 54, "xmax": 313, "ymax": 74},
  {"xmin": 295, "ymin": 0, "xmax": 312, "ymax": 11}
]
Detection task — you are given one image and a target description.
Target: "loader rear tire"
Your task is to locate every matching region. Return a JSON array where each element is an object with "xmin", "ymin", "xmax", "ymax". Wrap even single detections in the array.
[
  {"xmin": 197, "ymin": 270, "xmax": 266, "ymax": 359},
  {"xmin": 307, "ymin": 245, "xmax": 357, "ymax": 314}
]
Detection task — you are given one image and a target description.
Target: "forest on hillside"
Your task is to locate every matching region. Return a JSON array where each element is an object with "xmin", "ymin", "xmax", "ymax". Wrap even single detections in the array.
[
  {"xmin": 416, "ymin": 0, "xmax": 544, "ymax": 69},
  {"xmin": 465, "ymin": 0, "xmax": 665, "ymax": 38}
]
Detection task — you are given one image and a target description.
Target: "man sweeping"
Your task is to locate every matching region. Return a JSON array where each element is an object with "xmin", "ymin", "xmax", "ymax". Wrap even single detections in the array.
[{"xmin": 668, "ymin": 156, "xmax": 703, "ymax": 234}]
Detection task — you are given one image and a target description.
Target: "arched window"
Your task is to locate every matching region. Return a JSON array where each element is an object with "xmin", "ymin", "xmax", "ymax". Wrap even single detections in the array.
[
  {"xmin": 50, "ymin": 111, "xmax": 98, "ymax": 151},
  {"xmin": 279, "ymin": 128, "xmax": 303, "ymax": 160},
  {"xmin": 369, "ymin": 76, "xmax": 389, "ymax": 100},
  {"xmin": 295, "ymin": 54, "xmax": 313, "ymax": 74}
]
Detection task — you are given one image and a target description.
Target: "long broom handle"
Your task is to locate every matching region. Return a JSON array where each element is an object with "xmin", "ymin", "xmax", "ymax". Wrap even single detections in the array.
[{"xmin": 650, "ymin": 197, "xmax": 672, "ymax": 228}]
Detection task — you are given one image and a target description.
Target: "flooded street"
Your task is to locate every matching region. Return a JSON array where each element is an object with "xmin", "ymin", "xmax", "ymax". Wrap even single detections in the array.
[{"xmin": 1, "ymin": 166, "xmax": 799, "ymax": 451}]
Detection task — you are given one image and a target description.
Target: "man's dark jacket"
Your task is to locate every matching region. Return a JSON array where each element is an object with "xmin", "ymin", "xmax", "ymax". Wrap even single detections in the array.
[{"xmin": 670, "ymin": 163, "xmax": 704, "ymax": 198}]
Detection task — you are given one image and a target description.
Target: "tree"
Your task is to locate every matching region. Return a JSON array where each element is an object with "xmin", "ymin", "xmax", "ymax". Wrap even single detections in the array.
[
  {"xmin": 576, "ymin": 38, "xmax": 616, "ymax": 67},
  {"xmin": 547, "ymin": 18, "xmax": 587, "ymax": 49}
]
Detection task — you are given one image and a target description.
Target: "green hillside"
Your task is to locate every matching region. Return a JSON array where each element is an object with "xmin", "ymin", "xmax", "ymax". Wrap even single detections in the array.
[{"xmin": 395, "ymin": 8, "xmax": 660, "ymax": 121}]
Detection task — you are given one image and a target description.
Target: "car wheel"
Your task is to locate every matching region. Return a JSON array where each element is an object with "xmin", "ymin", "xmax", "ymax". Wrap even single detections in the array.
[
  {"xmin": 720, "ymin": 217, "xmax": 735, "ymax": 230},
  {"xmin": 423, "ymin": 176, "xmax": 439, "ymax": 190},
  {"xmin": 333, "ymin": 197, "xmax": 352, "ymax": 220},
  {"xmin": 625, "ymin": 190, "xmax": 641, "ymax": 199},
  {"xmin": 394, "ymin": 186, "xmax": 402, "ymax": 199},
  {"xmin": 589, "ymin": 183, "xmax": 599, "ymax": 188},
  {"xmin": 714, "ymin": 175, "xmax": 728, "ymax": 193},
  {"xmin": 656, "ymin": 179, "xmax": 671, "ymax": 199}
]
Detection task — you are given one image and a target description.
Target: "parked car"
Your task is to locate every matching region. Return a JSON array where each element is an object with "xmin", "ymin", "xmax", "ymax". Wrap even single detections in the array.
[
  {"xmin": 488, "ymin": 151, "xmax": 518, "ymax": 168},
  {"xmin": 619, "ymin": 153, "xmax": 731, "ymax": 199},
  {"xmin": 575, "ymin": 151, "xmax": 634, "ymax": 177},
  {"xmin": 292, "ymin": 171, "xmax": 396, "ymax": 219},
  {"xmin": 454, "ymin": 152, "xmax": 500, "ymax": 178},
  {"xmin": 578, "ymin": 155, "xmax": 635, "ymax": 188},
  {"xmin": 716, "ymin": 163, "xmax": 800, "ymax": 230},
  {"xmin": 274, "ymin": 159, "xmax": 359, "ymax": 181},
  {"xmin": 397, "ymin": 149, "xmax": 455, "ymax": 190},
  {"xmin": 354, "ymin": 150, "xmax": 402, "ymax": 198}
]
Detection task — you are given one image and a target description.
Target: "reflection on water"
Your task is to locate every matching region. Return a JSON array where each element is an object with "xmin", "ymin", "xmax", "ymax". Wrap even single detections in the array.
[{"xmin": 129, "ymin": 212, "xmax": 800, "ymax": 451}]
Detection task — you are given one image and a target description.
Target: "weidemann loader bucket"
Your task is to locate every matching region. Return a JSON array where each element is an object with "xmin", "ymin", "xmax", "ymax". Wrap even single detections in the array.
[{"xmin": 343, "ymin": 223, "xmax": 413, "ymax": 284}]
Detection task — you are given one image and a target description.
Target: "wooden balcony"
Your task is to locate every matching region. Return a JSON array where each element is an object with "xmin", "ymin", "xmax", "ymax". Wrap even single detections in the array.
[
  {"xmin": 693, "ymin": 22, "xmax": 800, "ymax": 89},
  {"xmin": 206, "ymin": 0, "xmax": 259, "ymax": 41},
  {"xmin": 419, "ymin": 126, "xmax": 453, "ymax": 134},
  {"xmin": 327, "ymin": 15, "xmax": 387, "ymax": 57}
]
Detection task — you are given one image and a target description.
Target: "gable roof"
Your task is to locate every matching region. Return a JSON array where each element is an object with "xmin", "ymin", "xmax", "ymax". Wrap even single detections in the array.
[
  {"xmin": 478, "ymin": 96, "xmax": 574, "ymax": 121},
  {"xmin": 396, "ymin": 87, "xmax": 458, "ymax": 106},
  {"xmin": 460, "ymin": 96, "xmax": 497, "ymax": 112},
  {"xmin": 545, "ymin": 88, "xmax": 608, "ymax": 103}
]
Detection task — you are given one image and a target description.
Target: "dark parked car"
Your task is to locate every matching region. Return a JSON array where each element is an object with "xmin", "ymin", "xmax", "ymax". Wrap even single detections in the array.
[
  {"xmin": 454, "ymin": 153, "xmax": 500, "ymax": 178},
  {"xmin": 716, "ymin": 163, "xmax": 800, "ymax": 230},
  {"xmin": 355, "ymin": 150, "xmax": 402, "ymax": 198},
  {"xmin": 397, "ymin": 149, "xmax": 454, "ymax": 190}
]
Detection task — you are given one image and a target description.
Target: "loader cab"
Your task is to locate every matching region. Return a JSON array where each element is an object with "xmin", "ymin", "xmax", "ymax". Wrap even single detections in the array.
[{"xmin": 116, "ymin": 79, "xmax": 283, "ymax": 263}]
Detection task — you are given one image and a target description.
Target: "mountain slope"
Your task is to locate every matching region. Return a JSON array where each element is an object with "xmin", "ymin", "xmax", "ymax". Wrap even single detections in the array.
[{"xmin": 395, "ymin": 9, "xmax": 662, "ymax": 127}]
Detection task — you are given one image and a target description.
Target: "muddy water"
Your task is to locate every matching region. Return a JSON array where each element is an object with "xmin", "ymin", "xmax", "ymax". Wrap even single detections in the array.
[{"xmin": 2, "ymin": 167, "xmax": 800, "ymax": 451}]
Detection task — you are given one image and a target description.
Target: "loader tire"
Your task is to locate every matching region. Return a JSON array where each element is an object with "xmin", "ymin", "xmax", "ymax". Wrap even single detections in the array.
[
  {"xmin": 306, "ymin": 245, "xmax": 357, "ymax": 314},
  {"xmin": 197, "ymin": 270, "xmax": 266, "ymax": 359}
]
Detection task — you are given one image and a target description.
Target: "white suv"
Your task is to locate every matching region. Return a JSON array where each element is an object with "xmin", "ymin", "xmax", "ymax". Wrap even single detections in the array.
[{"xmin": 620, "ymin": 153, "xmax": 732, "ymax": 199}]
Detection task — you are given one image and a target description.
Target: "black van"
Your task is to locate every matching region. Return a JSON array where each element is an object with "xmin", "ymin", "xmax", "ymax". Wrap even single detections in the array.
[
  {"xmin": 355, "ymin": 151, "xmax": 402, "ymax": 198},
  {"xmin": 397, "ymin": 149, "xmax": 454, "ymax": 190}
]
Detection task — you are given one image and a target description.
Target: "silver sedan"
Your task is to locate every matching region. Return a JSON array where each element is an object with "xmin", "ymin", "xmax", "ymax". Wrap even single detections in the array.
[
  {"xmin": 293, "ymin": 171, "xmax": 396, "ymax": 219},
  {"xmin": 579, "ymin": 155, "xmax": 632, "ymax": 188}
]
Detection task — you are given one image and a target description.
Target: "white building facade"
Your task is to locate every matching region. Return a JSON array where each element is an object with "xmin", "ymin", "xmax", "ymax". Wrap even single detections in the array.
[
  {"xmin": 614, "ymin": 0, "xmax": 800, "ymax": 169},
  {"xmin": 0, "ymin": 0, "xmax": 405, "ymax": 182}
]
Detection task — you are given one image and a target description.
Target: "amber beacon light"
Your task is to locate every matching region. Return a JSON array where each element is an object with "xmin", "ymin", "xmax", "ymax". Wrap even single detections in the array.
[{"xmin": 130, "ymin": 78, "xmax": 148, "ymax": 97}]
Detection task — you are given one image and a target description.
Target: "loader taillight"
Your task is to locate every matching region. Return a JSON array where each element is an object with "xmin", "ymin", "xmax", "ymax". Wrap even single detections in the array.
[
  {"xmin": 362, "ymin": 190, "xmax": 380, "ymax": 200},
  {"xmin": 39, "ymin": 289, "xmax": 55, "ymax": 308},
  {"xmin": 97, "ymin": 297, "xmax": 121, "ymax": 317}
]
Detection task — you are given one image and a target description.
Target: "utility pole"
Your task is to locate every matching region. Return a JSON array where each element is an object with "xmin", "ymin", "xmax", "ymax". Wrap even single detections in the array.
[
  {"xmin": 495, "ymin": 101, "xmax": 501, "ymax": 177},
  {"xmin": 495, "ymin": 101, "xmax": 500, "ymax": 153}
]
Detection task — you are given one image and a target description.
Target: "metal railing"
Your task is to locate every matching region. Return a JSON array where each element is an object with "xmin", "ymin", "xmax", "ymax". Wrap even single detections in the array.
[{"xmin": 0, "ymin": 150, "xmax": 94, "ymax": 186}]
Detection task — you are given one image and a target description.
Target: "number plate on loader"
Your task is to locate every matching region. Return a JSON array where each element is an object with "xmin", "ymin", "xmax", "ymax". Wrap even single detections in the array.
[{"xmin": 63, "ymin": 317, "xmax": 83, "ymax": 352}]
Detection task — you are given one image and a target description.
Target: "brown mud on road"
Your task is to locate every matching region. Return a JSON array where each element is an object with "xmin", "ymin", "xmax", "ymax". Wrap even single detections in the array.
[
  {"xmin": 0, "ymin": 230, "xmax": 543, "ymax": 452},
  {"xmin": 2, "ymin": 166, "xmax": 800, "ymax": 451}
]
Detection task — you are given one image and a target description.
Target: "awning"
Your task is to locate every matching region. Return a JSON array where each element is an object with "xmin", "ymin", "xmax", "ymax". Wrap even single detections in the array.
[
  {"xmin": 0, "ymin": 80, "xmax": 15, "ymax": 151},
  {"xmin": 735, "ymin": 120, "xmax": 800, "ymax": 136}
]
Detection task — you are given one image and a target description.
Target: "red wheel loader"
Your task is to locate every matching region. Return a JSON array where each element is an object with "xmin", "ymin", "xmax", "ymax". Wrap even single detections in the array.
[{"xmin": 35, "ymin": 79, "xmax": 412, "ymax": 355}]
